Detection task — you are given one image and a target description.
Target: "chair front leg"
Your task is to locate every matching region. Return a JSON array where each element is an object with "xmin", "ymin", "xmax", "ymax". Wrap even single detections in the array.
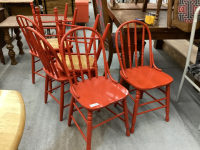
[
  {"xmin": 122, "ymin": 98, "xmax": 130, "ymax": 136},
  {"xmin": 165, "ymin": 84, "xmax": 170, "ymax": 122},
  {"xmin": 68, "ymin": 96, "xmax": 75, "ymax": 126},
  {"xmin": 131, "ymin": 90, "xmax": 141, "ymax": 133},
  {"xmin": 86, "ymin": 111, "xmax": 93, "ymax": 150}
]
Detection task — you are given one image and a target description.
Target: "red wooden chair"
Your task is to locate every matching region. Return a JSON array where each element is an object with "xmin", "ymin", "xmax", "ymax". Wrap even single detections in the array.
[
  {"xmin": 115, "ymin": 20, "xmax": 173, "ymax": 134},
  {"xmin": 17, "ymin": 15, "xmax": 46, "ymax": 84},
  {"xmin": 26, "ymin": 26, "xmax": 71, "ymax": 121},
  {"xmin": 24, "ymin": 15, "xmax": 108, "ymax": 121},
  {"xmin": 30, "ymin": 2, "xmax": 78, "ymax": 50},
  {"xmin": 59, "ymin": 27, "xmax": 130, "ymax": 150}
]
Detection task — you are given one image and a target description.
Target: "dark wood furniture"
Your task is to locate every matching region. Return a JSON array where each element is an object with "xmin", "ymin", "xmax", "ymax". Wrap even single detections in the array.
[
  {"xmin": 0, "ymin": 15, "xmax": 71, "ymax": 65},
  {"xmin": 0, "ymin": 8, "xmax": 6, "ymax": 64},
  {"xmin": 0, "ymin": 0, "xmax": 34, "ymax": 16},
  {"xmin": 41, "ymin": 0, "xmax": 75, "ymax": 16},
  {"xmin": 167, "ymin": 0, "xmax": 200, "ymax": 32}
]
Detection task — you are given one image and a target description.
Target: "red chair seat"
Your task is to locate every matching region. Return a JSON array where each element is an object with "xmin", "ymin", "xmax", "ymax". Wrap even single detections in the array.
[
  {"xmin": 71, "ymin": 76, "xmax": 129, "ymax": 110},
  {"xmin": 122, "ymin": 66, "xmax": 173, "ymax": 90}
]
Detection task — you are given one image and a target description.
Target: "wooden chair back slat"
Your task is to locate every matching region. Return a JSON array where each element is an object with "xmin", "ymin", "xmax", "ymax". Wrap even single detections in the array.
[
  {"xmin": 83, "ymin": 29, "xmax": 92, "ymax": 80},
  {"xmin": 127, "ymin": 24, "xmax": 132, "ymax": 69},
  {"xmin": 119, "ymin": 30, "xmax": 126, "ymax": 70},
  {"xmin": 134, "ymin": 23, "xmax": 138, "ymax": 68},
  {"xmin": 141, "ymin": 26, "xmax": 145, "ymax": 66}
]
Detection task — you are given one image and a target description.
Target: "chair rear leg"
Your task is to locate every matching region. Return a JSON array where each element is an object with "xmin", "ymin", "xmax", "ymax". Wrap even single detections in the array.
[
  {"xmin": 130, "ymin": 90, "xmax": 141, "ymax": 133},
  {"xmin": 60, "ymin": 82, "xmax": 64, "ymax": 121},
  {"xmin": 86, "ymin": 111, "xmax": 93, "ymax": 150},
  {"xmin": 44, "ymin": 74, "xmax": 49, "ymax": 103},
  {"xmin": 32, "ymin": 55, "xmax": 35, "ymax": 84},
  {"xmin": 122, "ymin": 98, "xmax": 130, "ymax": 136},
  {"xmin": 68, "ymin": 96, "xmax": 75, "ymax": 126},
  {"xmin": 165, "ymin": 84, "xmax": 170, "ymax": 122}
]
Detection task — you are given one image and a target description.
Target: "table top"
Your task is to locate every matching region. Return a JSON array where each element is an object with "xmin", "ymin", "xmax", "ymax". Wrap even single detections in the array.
[
  {"xmin": 0, "ymin": 15, "xmax": 72, "ymax": 28},
  {"xmin": 0, "ymin": 90, "xmax": 25, "ymax": 150},
  {"xmin": 108, "ymin": 3, "xmax": 168, "ymax": 32},
  {"xmin": 0, "ymin": 0, "xmax": 33, "ymax": 3}
]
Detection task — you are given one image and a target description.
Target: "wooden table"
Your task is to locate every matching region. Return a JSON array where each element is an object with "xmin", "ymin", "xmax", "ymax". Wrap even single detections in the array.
[
  {"xmin": 0, "ymin": 0, "xmax": 34, "ymax": 16},
  {"xmin": 0, "ymin": 90, "xmax": 25, "ymax": 150},
  {"xmin": 0, "ymin": 15, "xmax": 68, "ymax": 65},
  {"xmin": 108, "ymin": 3, "xmax": 200, "ymax": 41}
]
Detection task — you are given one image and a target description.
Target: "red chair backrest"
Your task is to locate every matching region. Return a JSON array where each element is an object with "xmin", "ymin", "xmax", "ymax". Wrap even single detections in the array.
[
  {"xmin": 16, "ymin": 15, "xmax": 43, "ymax": 55},
  {"xmin": 59, "ymin": 26, "xmax": 110, "ymax": 87},
  {"xmin": 115, "ymin": 20, "xmax": 153, "ymax": 71},
  {"xmin": 26, "ymin": 27, "xmax": 66, "ymax": 79}
]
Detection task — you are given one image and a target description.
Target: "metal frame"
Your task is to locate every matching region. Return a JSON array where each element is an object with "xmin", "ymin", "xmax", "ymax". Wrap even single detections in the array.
[{"xmin": 176, "ymin": 6, "xmax": 200, "ymax": 131}]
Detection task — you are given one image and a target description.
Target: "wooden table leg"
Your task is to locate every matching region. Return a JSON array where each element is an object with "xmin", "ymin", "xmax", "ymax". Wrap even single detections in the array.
[
  {"xmin": 154, "ymin": 40, "xmax": 163, "ymax": 49},
  {"xmin": 155, "ymin": 0, "xmax": 162, "ymax": 20},
  {"xmin": 142, "ymin": 0, "xmax": 148, "ymax": 12},
  {"xmin": 14, "ymin": 28, "xmax": 24, "ymax": 55},
  {"xmin": 0, "ymin": 48, "xmax": 5, "ymax": 64},
  {"xmin": 3, "ymin": 28, "xmax": 17, "ymax": 65}
]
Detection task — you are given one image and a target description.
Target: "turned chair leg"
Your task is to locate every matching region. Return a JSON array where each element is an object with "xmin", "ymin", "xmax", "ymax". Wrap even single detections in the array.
[
  {"xmin": 86, "ymin": 111, "xmax": 93, "ymax": 150},
  {"xmin": 131, "ymin": 90, "xmax": 141, "ymax": 133},
  {"xmin": 68, "ymin": 96, "xmax": 75, "ymax": 126},
  {"xmin": 60, "ymin": 82, "xmax": 64, "ymax": 121},
  {"xmin": 31, "ymin": 55, "xmax": 35, "ymax": 84},
  {"xmin": 123, "ymin": 98, "xmax": 130, "ymax": 136},
  {"xmin": 44, "ymin": 74, "xmax": 49, "ymax": 103},
  {"xmin": 165, "ymin": 84, "xmax": 170, "ymax": 122}
]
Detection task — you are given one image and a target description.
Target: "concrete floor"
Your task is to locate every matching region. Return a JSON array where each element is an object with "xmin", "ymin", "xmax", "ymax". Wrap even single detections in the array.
[{"xmin": 0, "ymin": 2, "xmax": 200, "ymax": 150}]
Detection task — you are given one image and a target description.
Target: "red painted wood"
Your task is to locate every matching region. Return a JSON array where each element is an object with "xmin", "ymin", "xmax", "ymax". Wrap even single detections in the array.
[
  {"xmin": 115, "ymin": 20, "xmax": 173, "ymax": 134},
  {"xmin": 59, "ymin": 27, "xmax": 130, "ymax": 149}
]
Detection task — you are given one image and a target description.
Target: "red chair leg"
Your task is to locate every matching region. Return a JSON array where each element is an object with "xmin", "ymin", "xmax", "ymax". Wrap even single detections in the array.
[
  {"xmin": 68, "ymin": 96, "xmax": 75, "ymax": 126},
  {"xmin": 130, "ymin": 90, "xmax": 141, "ymax": 133},
  {"xmin": 86, "ymin": 111, "xmax": 93, "ymax": 150},
  {"xmin": 122, "ymin": 98, "xmax": 130, "ymax": 136},
  {"xmin": 60, "ymin": 82, "xmax": 64, "ymax": 121},
  {"xmin": 165, "ymin": 84, "xmax": 170, "ymax": 122},
  {"xmin": 31, "ymin": 55, "xmax": 35, "ymax": 84},
  {"xmin": 44, "ymin": 74, "xmax": 49, "ymax": 103}
]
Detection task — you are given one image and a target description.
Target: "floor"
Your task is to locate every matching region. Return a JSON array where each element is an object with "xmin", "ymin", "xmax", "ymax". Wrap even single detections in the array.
[{"xmin": 0, "ymin": 1, "xmax": 200, "ymax": 150}]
